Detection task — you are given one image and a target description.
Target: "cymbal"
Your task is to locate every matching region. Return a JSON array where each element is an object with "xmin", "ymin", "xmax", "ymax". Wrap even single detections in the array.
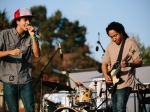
[
  {"xmin": 90, "ymin": 75, "xmax": 104, "ymax": 79},
  {"xmin": 42, "ymin": 81, "xmax": 74, "ymax": 91},
  {"xmin": 82, "ymin": 79, "xmax": 105, "ymax": 83}
]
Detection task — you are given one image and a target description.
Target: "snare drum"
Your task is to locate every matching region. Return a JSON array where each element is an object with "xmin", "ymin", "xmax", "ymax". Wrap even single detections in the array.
[
  {"xmin": 54, "ymin": 107, "xmax": 87, "ymax": 112},
  {"xmin": 75, "ymin": 87, "xmax": 91, "ymax": 106}
]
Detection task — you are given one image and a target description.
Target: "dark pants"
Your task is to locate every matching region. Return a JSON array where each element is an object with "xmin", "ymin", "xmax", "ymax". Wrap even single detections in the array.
[
  {"xmin": 112, "ymin": 87, "xmax": 132, "ymax": 112},
  {"xmin": 3, "ymin": 82, "xmax": 35, "ymax": 112}
]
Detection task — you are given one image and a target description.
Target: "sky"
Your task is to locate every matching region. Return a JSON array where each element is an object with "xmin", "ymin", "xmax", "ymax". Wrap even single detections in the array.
[{"xmin": 0, "ymin": 0, "xmax": 150, "ymax": 63}]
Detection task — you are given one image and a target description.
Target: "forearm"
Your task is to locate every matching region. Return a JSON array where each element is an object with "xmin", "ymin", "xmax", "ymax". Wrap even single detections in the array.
[
  {"xmin": 31, "ymin": 38, "xmax": 41, "ymax": 58},
  {"xmin": 101, "ymin": 63, "xmax": 109, "ymax": 76},
  {"xmin": 0, "ymin": 48, "xmax": 22, "ymax": 57},
  {"xmin": 129, "ymin": 59, "xmax": 142, "ymax": 68},
  {"xmin": 0, "ymin": 51, "xmax": 11, "ymax": 57},
  {"xmin": 102, "ymin": 63, "xmax": 112, "ymax": 84}
]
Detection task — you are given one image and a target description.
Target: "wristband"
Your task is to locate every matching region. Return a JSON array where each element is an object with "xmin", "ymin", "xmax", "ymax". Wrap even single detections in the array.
[
  {"xmin": 31, "ymin": 36, "xmax": 36, "ymax": 40},
  {"xmin": 128, "ymin": 62, "xmax": 130, "ymax": 67}
]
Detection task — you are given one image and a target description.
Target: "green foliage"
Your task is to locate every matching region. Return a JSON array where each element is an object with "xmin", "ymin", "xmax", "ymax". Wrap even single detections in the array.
[
  {"xmin": 29, "ymin": 6, "xmax": 99, "ymax": 72},
  {"xmin": 0, "ymin": 9, "xmax": 10, "ymax": 31},
  {"xmin": 131, "ymin": 35, "xmax": 150, "ymax": 64},
  {"xmin": 141, "ymin": 46, "xmax": 150, "ymax": 63},
  {"xmin": 30, "ymin": 6, "xmax": 87, "ymax": 54}
]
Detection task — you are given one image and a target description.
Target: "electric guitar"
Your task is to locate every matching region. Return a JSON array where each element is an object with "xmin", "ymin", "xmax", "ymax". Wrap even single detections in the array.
[{"xmin": 107, "ymin": 47, "xmax": 137, "ymax": 93}]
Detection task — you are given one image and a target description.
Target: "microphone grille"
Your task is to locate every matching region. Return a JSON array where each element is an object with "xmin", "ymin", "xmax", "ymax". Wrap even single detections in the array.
[{"xmin": 96, "ymin": 46, "xmax": 99, "ymax": 51}]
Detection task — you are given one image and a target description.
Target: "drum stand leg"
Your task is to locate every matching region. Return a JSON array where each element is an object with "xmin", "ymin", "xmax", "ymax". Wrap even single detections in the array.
[
  {"xmin": 92, "ymin": 81, "xmax": 112, "ymax": 112},
  {"xmin": 67, "ymin": 94, "xmax": 73, "ymax": 108},
  {"xmin": 43, "ymin": 99, "xmax": 49, "ymax": 112}
]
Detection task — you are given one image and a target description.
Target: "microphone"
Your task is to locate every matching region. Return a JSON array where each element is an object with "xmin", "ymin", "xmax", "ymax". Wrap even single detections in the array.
[
  {"xmin": 96, "ymin": 32, "xmax": 100, "ymax": 51},
  {"xmin": 31, "ymin": 29, "xmax": 39, "ymax": 36},
  {"xmin": 58, "ymin": 42, "xmax": 63, "ymax": 59},
  {"xmin": 26, "ymin": 25, "xmax": 39, "ymax": 36}
]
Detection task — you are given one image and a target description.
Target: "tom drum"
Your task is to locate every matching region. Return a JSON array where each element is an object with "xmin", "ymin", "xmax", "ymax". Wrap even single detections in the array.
[{"xmin": 75, "ymin": 87, "xmax": 91, "ymax": 106}]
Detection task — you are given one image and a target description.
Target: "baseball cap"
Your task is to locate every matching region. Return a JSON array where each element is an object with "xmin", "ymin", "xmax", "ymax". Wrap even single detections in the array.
[
  {"xmin": 14, "ymin": 8, "xmax": 35, "ymax": 20},
  {"xmin": 10, "ymin": 8, "xmax": 35, "ymax": 28}
]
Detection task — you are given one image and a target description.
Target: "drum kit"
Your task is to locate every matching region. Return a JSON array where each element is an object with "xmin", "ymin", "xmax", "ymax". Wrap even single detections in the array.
[{"xmin": 42, "ymin": 80, "xmax": 112, "ymax": 112}]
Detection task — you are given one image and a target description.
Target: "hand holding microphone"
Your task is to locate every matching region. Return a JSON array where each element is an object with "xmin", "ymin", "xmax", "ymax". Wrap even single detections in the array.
[{"xmin": 26, "ymin": 25, "xmax": 40, "ymax": 37}]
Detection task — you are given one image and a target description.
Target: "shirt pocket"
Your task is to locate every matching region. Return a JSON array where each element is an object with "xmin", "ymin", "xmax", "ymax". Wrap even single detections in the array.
[
  {"xmin": 21, "ymin": 41, "xmax": 31, "ymax": 54},
  {"xmin": 5, "ymin": 42, "xmax": 16, "ymax": 50}
]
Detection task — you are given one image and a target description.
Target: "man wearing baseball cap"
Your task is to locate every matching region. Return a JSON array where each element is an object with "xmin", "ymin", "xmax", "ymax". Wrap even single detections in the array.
[{"xmin": 0, "ymin": 8, "xmax": 41, "ymax": 112}]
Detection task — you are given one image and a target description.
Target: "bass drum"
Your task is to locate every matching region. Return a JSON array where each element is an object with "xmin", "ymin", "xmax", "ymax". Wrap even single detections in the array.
[
  {"xmin": 54, "ymin": 107, "xmax": 87, "ymax": 112},
  {"xmin": 43, "ymin": 91, "xmax": 70, "ymax": 107}
]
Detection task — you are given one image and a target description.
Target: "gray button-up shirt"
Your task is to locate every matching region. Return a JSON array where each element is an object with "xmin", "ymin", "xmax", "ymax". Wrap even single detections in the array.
[{"xmin": 0, "ymin": 28, "xmax": 33, "ymax": 84}]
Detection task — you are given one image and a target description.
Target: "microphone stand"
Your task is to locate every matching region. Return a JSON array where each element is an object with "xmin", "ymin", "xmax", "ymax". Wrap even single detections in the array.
[
  {"xmin": 97, "ymin": 41, "xmax": 105, "ymax": 53},
  {"xmin": 34, "ymin": 48, "xmax": 60, "ymax": 112}
]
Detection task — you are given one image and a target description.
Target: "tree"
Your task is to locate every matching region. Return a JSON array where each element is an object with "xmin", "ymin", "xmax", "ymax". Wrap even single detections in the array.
[
  {"xmin": 30, "ymin": 6, "xmax": 100, "ymax": 73},
  {"xmin": 0, "ymin": 9, "xmax": 10, "ymax": 31},
  {"xmin": 132, "ymin": 35, "xmax": 150, "ymax": 64}
]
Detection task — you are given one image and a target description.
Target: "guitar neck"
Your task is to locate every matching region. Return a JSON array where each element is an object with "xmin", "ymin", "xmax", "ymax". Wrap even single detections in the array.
[{"xmin": 123, "ymin": 54, "xmax": 130, "ymax": 62}]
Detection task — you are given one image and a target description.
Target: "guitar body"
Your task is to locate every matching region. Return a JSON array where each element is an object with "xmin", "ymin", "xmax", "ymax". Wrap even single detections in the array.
[
  {"xmin": 109, "ymin": 62, "xmax": 124, "ymax": 84},
  {"xmin": 111, "ymin": 69, "xmax": 120, "ymax": 84},
  {"xmin": 107, "ymin": 62, "xmax": 124, "ymax": 94}
]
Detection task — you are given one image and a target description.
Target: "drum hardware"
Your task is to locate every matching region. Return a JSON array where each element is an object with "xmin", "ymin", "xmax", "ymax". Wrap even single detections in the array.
[
  {"xmin": 82, "ymin": 80, "xmax": 100, "ymax": 111},
  {"xmin": 65, "ymin": 93, "xmax": 74, "ymax": 108},
  {"xmin": 42, "ymin": 86, "xmax": 112, "ymax": 112},
  {"xmin": 42, "ymin": 98, "xmax": 58, "ymax": 112},
  {"xmin": 42, "ymin": 99, "xmax": 49, "ymax": 112},
  {"xmin": 88, "ymin": 79, "xmax": 112, "ymax": 111},
  {"xmin": 96, "ymin": 98, "xmax": 107, "ymax": 109}
]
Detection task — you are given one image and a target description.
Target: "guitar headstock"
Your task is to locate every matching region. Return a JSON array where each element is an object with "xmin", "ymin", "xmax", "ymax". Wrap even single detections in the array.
[{"xmin": 128, "ymin": 47, "xmax": 137, "ymax": 57}]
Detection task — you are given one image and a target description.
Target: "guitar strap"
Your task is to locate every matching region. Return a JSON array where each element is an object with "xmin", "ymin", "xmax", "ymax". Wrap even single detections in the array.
[{"xmin": 117, "ymin": 38, "xmax": 126, "ymax": 62}]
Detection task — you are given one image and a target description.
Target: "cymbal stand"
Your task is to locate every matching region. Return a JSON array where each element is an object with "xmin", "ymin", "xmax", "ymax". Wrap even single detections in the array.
[
  {"xmin": 91, "ymin": 80, "xmax": 98, "ymax": 111},
  {"xmin": 105, "ymin": 82, "xmax": 108, "ymax": 109},
  {"xmin": 94, "ymin": 80, "xmax": 98, "ymax": 102},
  {"xmin": 95, "ymin": 80, "xmax": 109, "ymax": 110},
  {"xmin": 34, "ymin": 48, "xmax": 60, "ymax": 112}
]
